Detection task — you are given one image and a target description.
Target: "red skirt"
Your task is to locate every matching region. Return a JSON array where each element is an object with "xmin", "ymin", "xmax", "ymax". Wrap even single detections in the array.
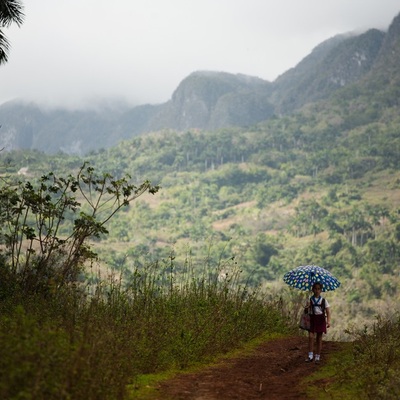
[{"xmin": 309, "ymin": 314, "xmax": 326, "ymax": 334}]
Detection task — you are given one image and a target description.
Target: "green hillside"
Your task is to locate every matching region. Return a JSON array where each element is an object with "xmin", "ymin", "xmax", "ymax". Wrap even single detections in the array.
[{"xmin": 3, "ymin": 54, "xmax": 400, "ymax": 338}]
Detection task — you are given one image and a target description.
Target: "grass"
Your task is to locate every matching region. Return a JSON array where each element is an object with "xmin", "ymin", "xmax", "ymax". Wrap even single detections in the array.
[
  {"xmin": 0, "ymin": 256, "xmax": 292, "ymax": 400},
  {"xmin": 133, "ymin": 314, "xmax": 400, "ymax": 400},
  {"xmin": 1, "ymin": 257, "xmax": 399, "ymax": 399},
  {"xmin": 302, "ymin": 342, "xmax": 362, "ymax": 400},
  {"xmin": 303, "ymin": 314, "xmax": 400, "ymax": 400},
  {"xmin": 127, "ymin": 371, "xmax": 177, "ymax": 400},
  {"xmin": 127, "ymin": 331, "xmax": 286, "ymax": 400}
]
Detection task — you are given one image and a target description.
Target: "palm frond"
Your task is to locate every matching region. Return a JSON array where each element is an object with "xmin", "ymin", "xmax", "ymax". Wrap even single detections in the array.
[
  {"xmin": 0, "ymin": 29, "xmax": 10, "ymax": 64},
  {"xmin": 0, "ymin": 0, "xmax": 25, "ymax": 27}
]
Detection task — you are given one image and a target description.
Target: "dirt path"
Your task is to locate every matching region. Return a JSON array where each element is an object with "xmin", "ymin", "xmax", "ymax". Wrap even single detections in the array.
[{"xmin": 153, "ymin": 336, "xmax": 342, "ymax": 399}]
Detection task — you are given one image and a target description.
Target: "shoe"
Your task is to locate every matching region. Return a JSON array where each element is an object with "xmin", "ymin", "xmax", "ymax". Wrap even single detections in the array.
[
  {"xmin": 314, "ymin": 359, "xmax": 320, "ymax": 364},
  {"xmin": 305, "ymin": 357, "xmax": 313, "ymax": 363}
]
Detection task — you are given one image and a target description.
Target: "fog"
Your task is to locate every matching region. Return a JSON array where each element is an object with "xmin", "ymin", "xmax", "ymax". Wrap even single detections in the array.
[{"xmin": 0, "ymin": 0, "xmax": 399, "ymax": 109}]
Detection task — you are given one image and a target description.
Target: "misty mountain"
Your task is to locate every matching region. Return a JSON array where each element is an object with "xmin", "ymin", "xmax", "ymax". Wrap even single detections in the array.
[
  {"xmin": 270, "ymin": 29, "xmax": 385, "ymax": 113},
  {"xmin": 1, "ymin": 11, "xmax": 400, "ymax": 155},
  {"xmin": 148, "ymin": 71, "xmax": 274, "ymax": 132}
]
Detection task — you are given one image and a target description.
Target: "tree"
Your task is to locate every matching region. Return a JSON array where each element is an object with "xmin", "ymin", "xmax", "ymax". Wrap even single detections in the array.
[
  {"xmin": 343, "ymin": 206, "xmax": 372, "ymax": 246},
  {"xmin": 0, "ymin": 0, "xmax": 24, "ymax": 65},
  {"xmin": 290, "ymin": 199, "xmax": 328, "ymax": 237},
  {"xmin": 250, "ymin": 233, "xmax": 278, "ymax": 267},
  {"xmin": 0, "ymin": 163, "xmax": 159, "ymax": 293}
]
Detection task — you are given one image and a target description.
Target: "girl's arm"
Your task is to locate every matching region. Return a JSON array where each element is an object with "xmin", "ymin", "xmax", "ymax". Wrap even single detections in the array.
[{"xmin": 325, "ymin": 307, "xmax": 331, "ymax": 328}]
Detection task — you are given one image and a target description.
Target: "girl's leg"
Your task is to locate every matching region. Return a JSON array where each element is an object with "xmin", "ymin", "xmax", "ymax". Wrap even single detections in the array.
[
  {"xmin": 308, "ymin": 332, "xmax": 314, "ymax": 353},
  {"xmin": 316, "ymin": 332, "xmax": 322, "ymax": 355},
  {"xmin": 314, "ymin": 333, "xmax": 323, "ymax": 362},
  {"xmin": 306, "ymin": 331, "xmax": 315, "ymax": 360}
]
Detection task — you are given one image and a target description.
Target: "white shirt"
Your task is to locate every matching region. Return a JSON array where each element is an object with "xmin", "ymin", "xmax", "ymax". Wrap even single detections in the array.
[{"xmin": 310, "ymin": 296, "xmax": 330, "ymax": 315}]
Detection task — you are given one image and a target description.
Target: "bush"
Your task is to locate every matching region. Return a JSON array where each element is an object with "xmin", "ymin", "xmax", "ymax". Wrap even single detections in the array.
[
  {"xmin": 0, "ymin": 255, "xmax": 290, "ymax": 399},
  {"xmin": 348, "ymin": 315, "xmax": 400, "ymax": 399}
]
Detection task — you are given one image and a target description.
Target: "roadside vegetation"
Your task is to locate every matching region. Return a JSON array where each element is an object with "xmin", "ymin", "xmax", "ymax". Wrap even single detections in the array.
[
  {"xmin": 0, "ymin": 165, "xmax": 290, "ymax": 399},
  {"xmin": 305, "ymin": 314, "xmax": 400, "ymax": 399},
  {"xmin": 0, "ymin": 261, "xmax": 290, "ymax": 400}
]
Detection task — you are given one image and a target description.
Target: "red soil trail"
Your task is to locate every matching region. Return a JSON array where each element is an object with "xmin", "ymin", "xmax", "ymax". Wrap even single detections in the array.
[{"xmin": 154, "ymin": 336, "xmax": 342, "ymax": 399}]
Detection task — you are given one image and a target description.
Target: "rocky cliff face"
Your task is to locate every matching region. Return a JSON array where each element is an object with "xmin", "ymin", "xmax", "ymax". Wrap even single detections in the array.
[
  {"xmin": 1, "ymin": 12, "xmax": 399, "ymax": 154},
  {"xmin": 270, "ymin": 29, "xmax": 385, "ymax": 113},
  {"xmin": 366, "ymin": 12, "xmax": 400, "ymax": 92},
  {"xmin": 148, "ymin": 71, "xmax": 273, "ymax": 131}
]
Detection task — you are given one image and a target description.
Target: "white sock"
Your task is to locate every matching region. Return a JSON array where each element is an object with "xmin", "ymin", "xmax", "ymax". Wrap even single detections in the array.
[
  {"xmin": 308, "ymin": 352, "xmax": 313, "ymax": 359},
  {"xmin": 315, "ymin": 354, "xmax": 320, "ymax": 361}
]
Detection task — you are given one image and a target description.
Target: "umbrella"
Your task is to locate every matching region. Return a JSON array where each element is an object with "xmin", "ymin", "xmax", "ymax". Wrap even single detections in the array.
[{"xmin": 283, "ymin": 265, "xmax": 340, "ymax": 292}]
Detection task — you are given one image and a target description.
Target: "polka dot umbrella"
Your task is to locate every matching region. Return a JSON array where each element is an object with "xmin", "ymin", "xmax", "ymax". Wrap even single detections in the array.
[{"xmin": 283, "ymin": 265, "xmax": 341, "ymax": 292}]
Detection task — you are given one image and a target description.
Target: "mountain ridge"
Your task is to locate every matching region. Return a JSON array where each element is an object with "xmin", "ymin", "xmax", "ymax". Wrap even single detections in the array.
[{"xmin": 1, "ymin": 11, "xmax": 399, "ymax": 154}]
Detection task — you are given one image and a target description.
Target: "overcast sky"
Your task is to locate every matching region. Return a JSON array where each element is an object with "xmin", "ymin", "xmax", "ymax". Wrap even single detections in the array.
[{"xmin": 0, "ymin": 0, "xmax": 399, "ymax": 109}]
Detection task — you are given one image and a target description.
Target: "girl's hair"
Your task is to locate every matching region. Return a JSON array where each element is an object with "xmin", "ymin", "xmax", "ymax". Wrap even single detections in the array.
[{"xmin": 312, "ymin": 282, "xmax": 323, "ymax": 290}]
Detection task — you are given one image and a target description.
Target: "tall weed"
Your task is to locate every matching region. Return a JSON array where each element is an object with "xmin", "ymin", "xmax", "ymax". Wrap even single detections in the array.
[
  {"xmin": 0, "ymin": 256, "xmax": 289, "ymax": 399},
  {"xmin": 346, "ymin": 315, "xmax": 400, "ymax": 399}
]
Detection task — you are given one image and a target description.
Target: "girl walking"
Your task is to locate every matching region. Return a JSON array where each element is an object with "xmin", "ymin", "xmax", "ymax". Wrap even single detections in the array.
[{"xmin": 305, "ymin": 282, "xmax": 331, "ymax": 364}]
